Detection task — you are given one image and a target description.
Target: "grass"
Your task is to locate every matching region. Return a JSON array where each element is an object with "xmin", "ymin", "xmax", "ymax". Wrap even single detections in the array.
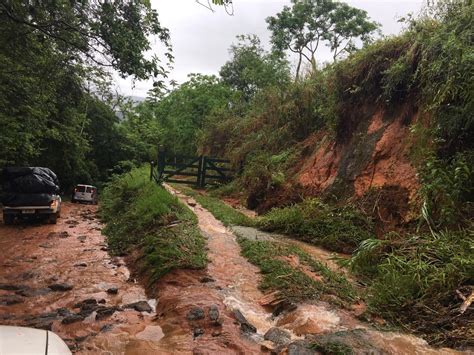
[
  {"xmin": 178, "ymin": 185, "xmax": 357, "ymax": 305},
  {"xmin": 100, "ymin": 167, "xmax": 207, "ymax": 281},
  {"xmin": 177, "ymin": 185, "xmax": 256, "ymax": 227},
  {"xmin": 346, "ymin": 229, "xmax": 474, "ymax": 347},
  {"xmin": 258, "ymin": 198, "xmax": 374, "ymax": 254},
  {"xmin": 237, "ymin": 235, "xmax": 356, "ymax": 305}
]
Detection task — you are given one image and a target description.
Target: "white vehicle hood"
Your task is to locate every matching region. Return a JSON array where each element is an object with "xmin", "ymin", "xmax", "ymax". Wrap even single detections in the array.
[{"xmin": 0, "ymin": 326, "xmax": 71, "ymax": 354}]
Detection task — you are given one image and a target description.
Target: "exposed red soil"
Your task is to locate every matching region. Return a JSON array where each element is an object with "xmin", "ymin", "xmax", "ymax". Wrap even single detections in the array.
[
  {"xmin": 354, "ymin": 111, "xmax": 419, "ymax": 201},
  {"xmin": 295, "ymin": 105, "xmax": 419, "ymax": 223}
]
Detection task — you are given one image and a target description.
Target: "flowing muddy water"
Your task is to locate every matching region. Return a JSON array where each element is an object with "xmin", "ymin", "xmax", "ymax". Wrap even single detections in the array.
[
  {"xmin": 0, "ymin": 197, "xmax": 468, "ymax": 354},
  {"xmin": 0, "ymin": 203, "xmax": 163, "ymax": 353},
  {"xmin": 167, "ymin": 186, "xmax": 466, "ymax": 355}
]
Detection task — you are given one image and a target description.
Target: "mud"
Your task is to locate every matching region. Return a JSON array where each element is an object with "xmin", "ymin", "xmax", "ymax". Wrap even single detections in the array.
[
  {"xmin": 0, "ymin": 198, "xmax": 467, "ymax": 354},
  {"xmin": 167, "ymin": 188, "xmax": 464, "ymax": 355},
  {"xmin": 0, "ymin": 203, "xmax": 161, "ymax": 353}
]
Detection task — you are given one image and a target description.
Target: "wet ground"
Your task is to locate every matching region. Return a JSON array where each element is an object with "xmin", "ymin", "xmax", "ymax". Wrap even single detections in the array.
[
  {"xmin": 0, "ymin": 199, "xmax": 468, "ymax": 354},
  {"xmin": 0, "ymin": 203, "xmax": 161, "ymax": 353}
]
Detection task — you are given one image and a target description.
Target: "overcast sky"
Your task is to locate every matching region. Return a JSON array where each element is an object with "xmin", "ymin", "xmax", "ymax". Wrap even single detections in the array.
[{"xmin": 114, "ymin": 0, "xmax": 425, "ymax": 98}]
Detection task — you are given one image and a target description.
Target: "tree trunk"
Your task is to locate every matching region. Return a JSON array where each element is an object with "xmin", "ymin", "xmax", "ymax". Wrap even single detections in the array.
[
  {"xmin": 311, "ymin": 55, "xmax": 317, "ymax": 73},
  {"xmin": 295, "ymin": 53, "xmax": 302, "ymax": 81}
]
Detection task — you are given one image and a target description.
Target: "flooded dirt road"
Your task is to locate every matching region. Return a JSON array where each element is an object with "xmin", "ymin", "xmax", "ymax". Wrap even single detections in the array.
[
  {"xmin": 0, "ymin": 203, "xmax": 162, "ymax": 354},
  {"xmin": 0, "ymin": 199, "xmax": 468, "ymax": 354}
]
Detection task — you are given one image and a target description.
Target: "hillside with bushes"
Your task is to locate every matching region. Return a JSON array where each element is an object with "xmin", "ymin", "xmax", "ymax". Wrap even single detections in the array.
[
  {"xmin": 117, "ymin": 1, "xmax": 472, "ymax": 347},
  {"xmin": 1, "ymin": 0, "xmax": 472, "ymax": 350}
]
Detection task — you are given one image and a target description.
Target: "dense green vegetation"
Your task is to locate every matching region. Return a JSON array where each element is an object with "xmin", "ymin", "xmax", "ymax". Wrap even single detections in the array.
[
  {"xmin": 0, "ymin": 1, "xmax": 171, "ymax": 190},
  {"xmin": 100, "ymin": 167, "xmax": 207, "ymax": 281},
  {"xmin": 258, "ymin": 199, "xmax": 374, "ymax": 253}
]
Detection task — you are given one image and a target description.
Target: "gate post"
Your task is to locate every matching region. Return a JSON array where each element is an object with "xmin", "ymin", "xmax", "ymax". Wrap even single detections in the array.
[
  {"xmin": 197, "ymin": 155, "xmax": 206, "ymax": 187},
  {"xmin": 157, "ymin": 147, "xmax": 166, "ymax": 182}
]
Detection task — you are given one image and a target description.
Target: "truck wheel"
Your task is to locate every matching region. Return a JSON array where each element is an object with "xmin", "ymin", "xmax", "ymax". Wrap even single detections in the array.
[
  {"xmin": 49, "ymin": 213, "xmax": 58, "ymax": 224},
  {"xmin": 3, "ymin": 214, "xmax": 14, "ymax": 225}
]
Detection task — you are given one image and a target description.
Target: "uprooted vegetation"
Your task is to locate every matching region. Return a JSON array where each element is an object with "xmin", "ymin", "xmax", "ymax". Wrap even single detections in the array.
[
  {"xmin": 237, "ymin": 236, "xmax": 357, "ymax": 306},
  {"xmin": 100, "ymin": 167, "xmax": 207, "ymax": 282}
]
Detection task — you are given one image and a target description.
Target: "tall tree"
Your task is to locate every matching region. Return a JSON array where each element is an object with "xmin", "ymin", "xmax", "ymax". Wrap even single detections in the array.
[
  {"xmin": 267, "ymin": 0, "xmax": 378, "ymax": 79},
  {"xmin": 220, "ymin": 35, "xmax": 290, "ymax": 101}
]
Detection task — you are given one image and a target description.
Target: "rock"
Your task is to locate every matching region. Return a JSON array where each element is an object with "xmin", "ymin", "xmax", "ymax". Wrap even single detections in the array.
[
  {"xmin": 193, "ymin": 327, "xmax": 204, "ymax": 338},
  {"xmin": 187, "ymin": 307, "xmax": 205, "ymax": 321},
  {"xmin": 74, "ymin": 262, "xmax": 88, "ymax": 267},
  {"xmin": 211, "ymin": 330, "xmax": 221, "ymax": 337},
  {"xmin": 0, "ymin": 295, "xmax": 24, "ymax": 305},
  {"xmin": 74, "ymin": 299, "xmax": 100, "ymax": 317},
  {"xmin": 100, "ymin": 246, "xmax": 108, "ymax": 251},
  {"xmin": 106, "ymin": 287, "xmax": 118, "ymax": 295},
  {"xmin": 48, "ymin": 283, "xmax": 73, "ymax": 292},
  {"xmin": 233, "ymin": 309, "xmax": 257, "ymax": 334},
  {"xmin": 56, "ymin": 308, "xmax": 72, "ymax": 317},
  {"xmin": 77, "ymin": 236, "xmax": 87, "ymax": 242},
  {"xmin": 264, "ymin": 327, "xmax": 291, "ymax": 345},
  {"xmin": 199, "ymin": 276, "xmax": 215, "ymax": 283},
  {"xmin": 287, "ymin": 340, "xmax": 317, "ymax": 355},
  {"xmin": 208, "ymin": 305, "xmax": 220, "ymax": 324},
  {"xmin": 187, "ymin": 198, "xmax": 197, "ymax": 207},
  {"xmin": 20, "ymin": 271, "xmax": 37, "ymax": 280},
  {"xmin": 16, "ymin": 287, "xmax": 52, "ymax": 297},
  {"xmin": 62, "ymin": 314, "xmax": 84, "ymax": 324},
  {"xmin": 100, "ymin": 324, "xmax": 113, "ymax": 332},
  {"xmin": 272, "ymin": 301, "xmax": 297, "ymax": 317},
  {"xmin": 307, "ymin": 329, "xmax": 381, "ymax": 354},
  {"xmin": 125, "ymin": 301, "xmax": 152, "ymax": 313},
  {"xmin": 24, "ymin": 312, "xmax": 60, "ymax": 331},
  {"xmin": 96, "ymin": 306, "xmax": 118, "ymax": 320},
  {"xmin": 98, "ymin": 299, "xmax": 106, "ymax": 304},
  {"xmin": 74, "ymin": 298, "xmax": 98, "ymax": 308}
]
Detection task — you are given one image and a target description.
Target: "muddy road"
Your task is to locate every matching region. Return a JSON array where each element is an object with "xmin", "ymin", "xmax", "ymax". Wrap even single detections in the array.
[
  {"xmin": 0, "ymin": 200, "xmax": 467, "ymax": 354},
  {"xmin": 0, "ymin": 203, "xmax": 161, "ymax": 353}
]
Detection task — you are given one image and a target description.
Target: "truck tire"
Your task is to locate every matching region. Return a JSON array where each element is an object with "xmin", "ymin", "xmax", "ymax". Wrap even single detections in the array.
[
  {"xmin": 3, "ymin": 213, "xmax": 14, "ymax": 225},
  {"xmin": 48, "ymin": 213, "xmax": 58, "ymax": 224}
]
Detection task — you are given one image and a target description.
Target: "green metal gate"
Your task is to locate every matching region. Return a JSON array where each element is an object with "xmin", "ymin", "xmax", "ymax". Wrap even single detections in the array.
[{"xmin": 151, "ymin": 151, "xmax": 234, "ymax": 187}]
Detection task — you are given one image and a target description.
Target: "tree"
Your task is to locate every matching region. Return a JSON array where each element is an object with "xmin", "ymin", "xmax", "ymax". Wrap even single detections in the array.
[
  {"xmin": 219, "ymin": 35, "xmax": 290, "ymax": 101},
  {"xmin": 0, "ymin": 0, "xmax": 173, "ymax": 81},
  {"xmin": 267, "ymin": 0, "xmax": 379, "ymax": 79},
  {"xmin": 324, "ymin": 3, "xmax": 380, "ymax": 61},
  {"xmin": 0, "ymin": 0, "xmax": 172, "ymax": 189}
]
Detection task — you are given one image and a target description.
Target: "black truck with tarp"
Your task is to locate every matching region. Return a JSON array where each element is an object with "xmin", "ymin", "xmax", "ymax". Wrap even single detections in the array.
[{"xmin": 1, "ymin": 167, "xmax": 62, "ymax": 224}]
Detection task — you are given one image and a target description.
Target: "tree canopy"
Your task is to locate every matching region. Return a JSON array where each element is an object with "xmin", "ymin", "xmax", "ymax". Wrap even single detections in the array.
[
  {"xmin": 267, "ymin": 0, "xmax": 379, "ymax": 79},
  {"xmin": 220, "ymin": 35, "xmax": 290, "ymax": 101}
]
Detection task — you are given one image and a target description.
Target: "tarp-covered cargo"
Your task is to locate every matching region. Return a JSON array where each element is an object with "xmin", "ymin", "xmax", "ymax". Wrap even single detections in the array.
[{"xmin": 1, "ymin": 167, "xmax": 59, "ymax": 194}]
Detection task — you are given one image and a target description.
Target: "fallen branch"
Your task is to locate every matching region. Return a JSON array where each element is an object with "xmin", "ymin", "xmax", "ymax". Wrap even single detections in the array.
[{"xmin": 456, "ymin": 289, "xmax": 474, "ymax": 314}]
